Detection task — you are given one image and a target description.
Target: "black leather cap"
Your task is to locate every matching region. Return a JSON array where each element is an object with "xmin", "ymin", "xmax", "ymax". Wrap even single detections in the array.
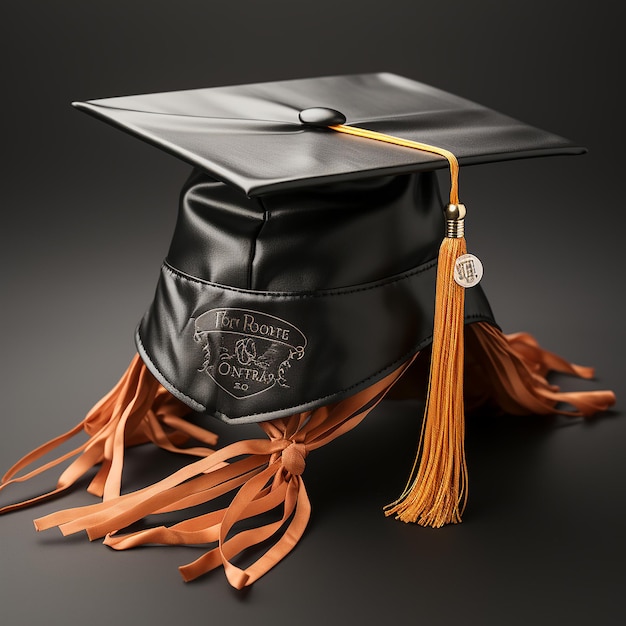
[{"xmin": 73, "ymin": 73, "xmax": 582, "ymax": 423}]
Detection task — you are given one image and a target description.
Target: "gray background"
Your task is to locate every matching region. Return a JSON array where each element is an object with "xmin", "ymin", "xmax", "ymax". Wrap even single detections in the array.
[{"xmin": 1, "ymin": 1, "xmax": 623, "ymax": 624}]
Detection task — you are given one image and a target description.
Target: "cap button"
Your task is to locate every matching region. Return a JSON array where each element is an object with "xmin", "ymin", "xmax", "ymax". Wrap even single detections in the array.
[{"xmin": 298, "ymin": 107, "xmax": 346, "ymax": 128}]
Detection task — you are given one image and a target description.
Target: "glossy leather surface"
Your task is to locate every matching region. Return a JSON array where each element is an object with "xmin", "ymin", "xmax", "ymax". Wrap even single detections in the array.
[
  {"xmin": 168, "ymin": 170, "xmax": 444, "ymax": 290},
  {"xmin": 138, "ymin": 171, "xmax": 496, "ymax": 423},
  {"xmin": 74, "ymin": 73, "xmax": 584, "ymax": 196}
]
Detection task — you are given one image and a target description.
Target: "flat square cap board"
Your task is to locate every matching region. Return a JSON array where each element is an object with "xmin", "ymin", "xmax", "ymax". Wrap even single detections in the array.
[{"xmin": 73, "ymin": 72, "xmax": 584, "ymax": 196}]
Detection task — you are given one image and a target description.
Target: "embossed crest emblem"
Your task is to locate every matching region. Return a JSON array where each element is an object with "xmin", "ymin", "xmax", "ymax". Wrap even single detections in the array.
[{"xmin": 193, "ymin": 308, "xmax": 307, "ymax": 399}]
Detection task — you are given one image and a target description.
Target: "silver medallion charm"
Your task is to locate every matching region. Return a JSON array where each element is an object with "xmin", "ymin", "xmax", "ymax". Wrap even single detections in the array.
[{"xmin": 454, "ymin": 253, "xmax": 483, "ymax": 288}]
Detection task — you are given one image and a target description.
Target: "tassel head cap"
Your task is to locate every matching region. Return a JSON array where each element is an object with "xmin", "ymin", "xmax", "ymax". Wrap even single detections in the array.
[{"xmin": 445, "ymin": 203, "xmax": 466, "ymax": 238}]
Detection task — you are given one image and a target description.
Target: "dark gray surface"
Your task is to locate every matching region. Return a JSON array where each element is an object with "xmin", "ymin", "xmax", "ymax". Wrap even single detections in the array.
[{"xmin": 1, "ymin": 2, "xmax": 623, "ymax": 625}]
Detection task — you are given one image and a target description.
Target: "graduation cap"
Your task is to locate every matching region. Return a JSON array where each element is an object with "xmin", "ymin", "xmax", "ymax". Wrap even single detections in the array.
[{"xmin": 0, "ymin": 73, "xmax": 614, "ymax": 589}]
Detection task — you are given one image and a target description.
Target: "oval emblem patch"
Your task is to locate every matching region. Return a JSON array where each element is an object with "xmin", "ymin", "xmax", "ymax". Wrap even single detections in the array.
[{"xmin": 194, "ymin": 308, "xmax": 307, "ymax": 399}]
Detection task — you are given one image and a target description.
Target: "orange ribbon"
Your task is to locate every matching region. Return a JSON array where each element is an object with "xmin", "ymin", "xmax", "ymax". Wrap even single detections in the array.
[
  {"xmin": 467, "ymin": 323, "xmax": 615, "ymax": 417},
  {"xmin": 0, "ymin": 355, "xmax": 217, "ymax": 514},
  {"xmin": 34, "ymin": 358, "xmax": 414, "ymax": 589}
]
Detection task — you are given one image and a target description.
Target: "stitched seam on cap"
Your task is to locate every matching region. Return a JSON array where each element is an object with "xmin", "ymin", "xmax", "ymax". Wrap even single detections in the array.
[
  {"xmin": 162, "ymin": 257, "xmax": 438, "ymax": 298},
  {"xmin": 246, "ymin": 197, "xmax": 269, "ymax": 290}
]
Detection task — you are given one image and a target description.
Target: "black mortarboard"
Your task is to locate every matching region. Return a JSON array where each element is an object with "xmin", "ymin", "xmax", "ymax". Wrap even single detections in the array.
[
  {"xmin": 73, "ymin": 72, "xmax": 582, "ymax": 196},
  {"xmin": 0, "ymin": 73, "xmax": 614, "ymax": 589}
]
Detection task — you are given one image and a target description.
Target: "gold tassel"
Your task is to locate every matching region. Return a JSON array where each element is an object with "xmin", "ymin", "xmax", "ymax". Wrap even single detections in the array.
[
  {"xmin": 385, "ymin": 204, "xmax": 469, "ymax": 527},
  {"xmin": 329, "ymin": 122, "xmax": 477, "ymax": 527}
]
